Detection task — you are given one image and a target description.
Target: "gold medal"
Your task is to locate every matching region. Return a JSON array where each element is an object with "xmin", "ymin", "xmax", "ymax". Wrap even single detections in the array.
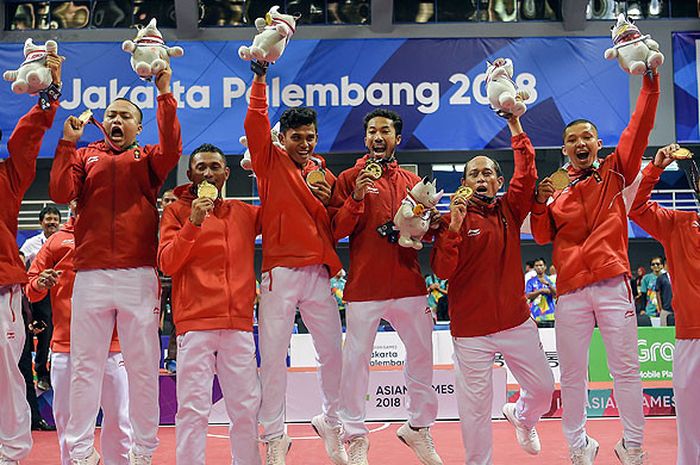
[
  {"xmin": 78, "ymin": 109, "xmax": 93, "ymax": 125},
  {"xmin": 306, "ymin": 169, "xmax": 325, "ymax": 186},
  {"xmin": 451, "ymin": 185, "xmax": 473, "ymax": 204},
  {"xmin": 671, "ymin": 147, "xmax": 693, "ymax": 160},
  {"xmin": 550, "ymin": 168, "xmax": 570, "ymax": 191},
  {"xmin": 364, "ymin": 160, "xmax": 383, "ymax": 180},
  {"xmin": 413, "ymin": 204, "xmax": 426, "ymax": 216},
  {"xmin": 197, "ymin": 180, "xmax": 218, "ymax": 200}
]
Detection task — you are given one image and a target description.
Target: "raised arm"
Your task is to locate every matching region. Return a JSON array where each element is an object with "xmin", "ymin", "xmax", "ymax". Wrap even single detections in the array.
[
  {"xmin": 149, "ymin": 67, "xmax": 183, "ymax": 183},
  {"xmin": 158, "ymin": 198, "xmax": 213, "ymax": 276},
  {"xmin": 503, "ymin": 116, "xmax": 537, "ymax": 224},
  {"xmin": 613, "ymin": 72, "xmax": 661, "ymax": 185},
  {"xmin": 430, "ymin": 199, "xmax": 467, "ymax": 280},
  {"xmin": 243, "ymin": 73, "xmax": 274, "ymax": 176},
  {"xmin": 628, "ymin": 144, "xmax": 679, "ymax": 240},
  {"xmin": 328, "ymin": 170, "xmax": 367, "ymax": 241}
]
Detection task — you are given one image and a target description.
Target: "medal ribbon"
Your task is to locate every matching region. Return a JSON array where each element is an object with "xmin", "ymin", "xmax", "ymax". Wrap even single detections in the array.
[{"xmin": 87, "ymin": 116, "xmax": 128, "ymax": 153}]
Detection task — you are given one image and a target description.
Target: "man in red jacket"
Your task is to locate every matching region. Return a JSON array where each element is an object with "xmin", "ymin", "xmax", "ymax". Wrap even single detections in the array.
[
  {"xmin": 158, "ymin": 144, "xmax": 262, "ymax": 465},
  {"xmin": 329, "ymin": 109, "xmax": 442, "ymax": 465},
  {"xmin": 0, "ymin": 52, "xmax": 61, "ymax": 465},
  {"xmin": 531, "ymin": 70, "xmax": 660, "ymax": 465},
  {"xmin": 25, "ymin": 202, "xmax": 132, "ymax": 465},
  {"xmin": 244, "ymin": 69, "xmax": 345, "ymax": 465},
  {"xmin": 431, "ymin": 115, "xmax": 554, "ymax": 465},
  {"xmin": 628, "ymin": 143, "xmax": 700, "ymax": 465},
  {"xmin": 49, "ymin": 66, "xmax": 182, "ymax": 465}
]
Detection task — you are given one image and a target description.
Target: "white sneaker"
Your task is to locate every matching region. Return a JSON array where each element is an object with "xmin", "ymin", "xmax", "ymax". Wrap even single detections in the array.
[
  {"xmin": 311, "ymin": 414, "xmax": 348, "ymax": 465},
  {"xmin": 265, "ymin": 434, "xmax": 292, "ymax": 465},
  {"xmin": 71, "ymin": 448, "xmax": 101, "ymax": 465},
  {"xmin": 570, "ymin": 436, "xmax": 599, "ymax": 465},
  {"xmin": 502, "ymin": 402, "xmax": 541, "ymax": 455},
  {"xmin": 396, "ymin": 422, "xmax": 443, "ymax": 465},
  {"xmin": 128, "ymin": 450, "xmax": 151, "ymax": 465},
  {"xmin": 347, "ymin": 436, "xmax": 369, "ymax": 465},
  {"xmin": 614, "ymin": 439, "xmax": 648, "ymax": 465}
]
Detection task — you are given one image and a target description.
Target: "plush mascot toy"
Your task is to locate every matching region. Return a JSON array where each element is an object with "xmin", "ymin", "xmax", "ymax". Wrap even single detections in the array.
[
  {"xmin": 394, "ymin": 178, "xmax": 444, "ymax": 250},
  {"xmin": 122, "ymin": 18, "xmax": 184, "ymax": 81},
  {"xmin": 604, "ymin": 14, "xmax": 663, "ymax": 75},
  {"xmin": 486, "ymin": 58, "xmax": 529, "ymax": 117},
  {"xmin": 4, "ymin": 38, "xmax": 57, "ymax": 95},
  {"xmin": 238, "ymin": 5, "xmax": 297, "ymax": 65},
  {"xmin": 239, "ymin": 122, "xmax": 284, "ymax": 171}
]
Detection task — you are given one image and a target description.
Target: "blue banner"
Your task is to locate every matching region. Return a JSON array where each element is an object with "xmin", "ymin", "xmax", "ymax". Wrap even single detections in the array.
[
  {"xmin": 673, "ymin": 31, "xmax": 700, "ymax": 143},
  {"xmin": 0, "ymin": 37, "xmax": 629, "ymax": 158}
]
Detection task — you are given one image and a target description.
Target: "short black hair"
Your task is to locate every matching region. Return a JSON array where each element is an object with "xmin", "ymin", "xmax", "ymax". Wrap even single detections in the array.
[
  {"xmin": 526, "ymin": 260, "xmax": 535, "ymax": 268},
  {"xmin": 563, "ymin": 119, "xmax": 599, "ymax": 140},
  {"xmin": 279, "ymin": 107, "xmax": 318, "ymax": 133},
  {"xmin": 650, "ymin": 256, "xmax": 665, "ymax": 265},
  {"xmin": 534, "ymin": 257, "xmax": 547, "ymax": 265},
  {"xmin": 363, "ymin": 109, "xmax": 403, "ymax": 135},
  {"xmin": 112, "ymin": 98, "xmax": 143, "ymax": 123},
  {"xmin": 39, "ymin": 205, "xmax": 61, "ymax": 222},
  {"xmin": 188, "ymin": 143, "xmax": 226, "ymax": 169},
  {"xmin": 463, "ymin": 156, "xmax": 503, "ymax": 179}
]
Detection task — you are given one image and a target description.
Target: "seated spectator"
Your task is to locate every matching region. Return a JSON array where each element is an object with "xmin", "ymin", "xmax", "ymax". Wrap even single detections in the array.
[{"xmin": 425, "ymin": 272, "xmax": 447, "ymax": 319}]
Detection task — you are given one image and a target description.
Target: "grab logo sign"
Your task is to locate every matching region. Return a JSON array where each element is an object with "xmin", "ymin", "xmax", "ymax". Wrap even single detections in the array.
[{"xmin": 638, "ymin": 339, "xmax": 674, "ymax": 363}]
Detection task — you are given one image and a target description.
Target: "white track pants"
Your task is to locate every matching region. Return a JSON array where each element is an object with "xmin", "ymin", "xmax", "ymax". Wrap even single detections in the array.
[
  {"xmin": 67, "ymin": 267, "xmax": 161, "ymax": 460},
  {"xmin": 341, "ymin": 295, "xmax": 437, "ymax": 439},
  {"xmin": 556, "ymin": 274, "xmax": 644, "ymax": 450},
  {"xmin": 258, "ymin": 265, "xmax": 343, "ymax": 441},
  {"xmin": 176, "ymin": 329, "xmax": 261, "ymax": 465},
  {"xmin": 0, "ymin": 285, "xmax": 31, "ymax": 462},
  {"xmin": 52, "ymin": 352, "xmax": 132, "ymax": 465},
  {"xmin": 452, "ymin": 318, "xmax": 554, "ymax": 465},
  {"xmin": 674, "ymin": 338, "xmax": 700, "ymax": 465}
]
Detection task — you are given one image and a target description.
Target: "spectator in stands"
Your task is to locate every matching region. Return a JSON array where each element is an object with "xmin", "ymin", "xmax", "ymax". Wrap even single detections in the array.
[
  {"xmin": 525, "ymin": 257, "xmax": 556, "ymax": 325},
  {"xmin": 49, "ymin": 64, "xmax": 181, "ymax": 465},
  {"xmin": 0, "ymin": 51, "xmax": 61, "ymax": 465},
  {"xmin": 245, "ymin": 65, "xmax": 344, "ymax": 465},
  {"xmin": 631, "ymin": 266, "xmax": 646, "ymax": 314},
  {"xmin": 330, "ymin": 109, "xmax": 443, "ymax": 465},
  {"xmin": 523, "ymin": 260, "xmax": 536, "ymax": 284},
  {"xmin": 530, "ymin": 67, "xmax": 658, "ymax": 464},
  {"xmin": 25, "ymin": 200, "xmax": 132, "ymax": 465},
  {"xmin": 330, "ymin": 269, "xmax": 347, "ymax": 326},
  {"xmin": 639, "ymin": 256, "xmax": 664, "ymax": 317},
  {"xmin": 425, "ymin": 272, "xmax": 447, "ymax": 318},
  {"xmin": 159, "ymin": 143, "xmax": 262, "ymax": 465},
  {"xmin": 161, "ymin": 189, "xmax": 177, "ymax": 209},
  {"xmin": 628, "ymin": 143, "xmax": 700, "ymax": 465},
  {"xmin": 548, "ymin": 264, "xmax": 557, "ymax": 286},
  {"xmin": 20, "ymin": 205, "xmax": 61, "ymax": 391},
  {"xmin": 655, "ymin": 261, "xmax": 674, "ymax": 326},
  {"xmin": 432, "ymin": 112, "xmax": 553, "ymax": 464}
]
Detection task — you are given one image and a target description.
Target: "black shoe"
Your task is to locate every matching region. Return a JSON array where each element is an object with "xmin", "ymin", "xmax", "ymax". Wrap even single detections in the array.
[{"xmin": 32, "ymin": 419, "xmax": 56, "ymax": 431}]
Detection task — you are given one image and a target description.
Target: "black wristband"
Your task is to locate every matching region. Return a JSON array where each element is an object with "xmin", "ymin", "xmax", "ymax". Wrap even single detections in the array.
[
  {"xmin": 251, "ymin": 60, "xmax": 270, "ymax": 77},
  {"xmin": 39, "ymin": 82, "xmax": 61, "ymax": 110}
]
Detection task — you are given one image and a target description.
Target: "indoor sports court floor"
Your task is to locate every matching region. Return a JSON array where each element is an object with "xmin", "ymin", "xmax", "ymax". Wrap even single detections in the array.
[{"xmin": 24, "ymin": 417, "xmax": 677, "ymax": 464}]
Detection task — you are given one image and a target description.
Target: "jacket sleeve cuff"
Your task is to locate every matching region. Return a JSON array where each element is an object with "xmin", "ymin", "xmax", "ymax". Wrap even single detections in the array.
[
  {"xmin": 531, "ymin": 201, "xmax": 548, "ymax": 215},
  {"xmin": 642, "ymin": 72, "xmax": 661, "ymax": 93},
  {"xmin": 57, "ymin": 139, "xmax": 76, "ymax": 149},
  {"xmin": 250, "ymin": 81, "xmax": 267, "ymax": 102},
  {"xmin": 644, "ymin": 162, "xmax": 664, "ymax": 179},
  {"xmin": 344, "ymin": 194, "xmax": 365, "ymax": 215},
  {"xmin": 157, "ymin": 93, "xmax": 176, "ymax": 104},
  {"xmin": 511, "ymin": 132, "xmax": 529, "ymax": 145},
  {"xmin": 180, "ymin": 220, "xmax": 201, "ymax": 241}
]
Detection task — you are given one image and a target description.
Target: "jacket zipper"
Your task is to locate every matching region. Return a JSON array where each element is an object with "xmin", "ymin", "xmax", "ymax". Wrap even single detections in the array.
[{"xmin": 111, "ymin": 154, "xmax": 116, "ymax": 258}]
